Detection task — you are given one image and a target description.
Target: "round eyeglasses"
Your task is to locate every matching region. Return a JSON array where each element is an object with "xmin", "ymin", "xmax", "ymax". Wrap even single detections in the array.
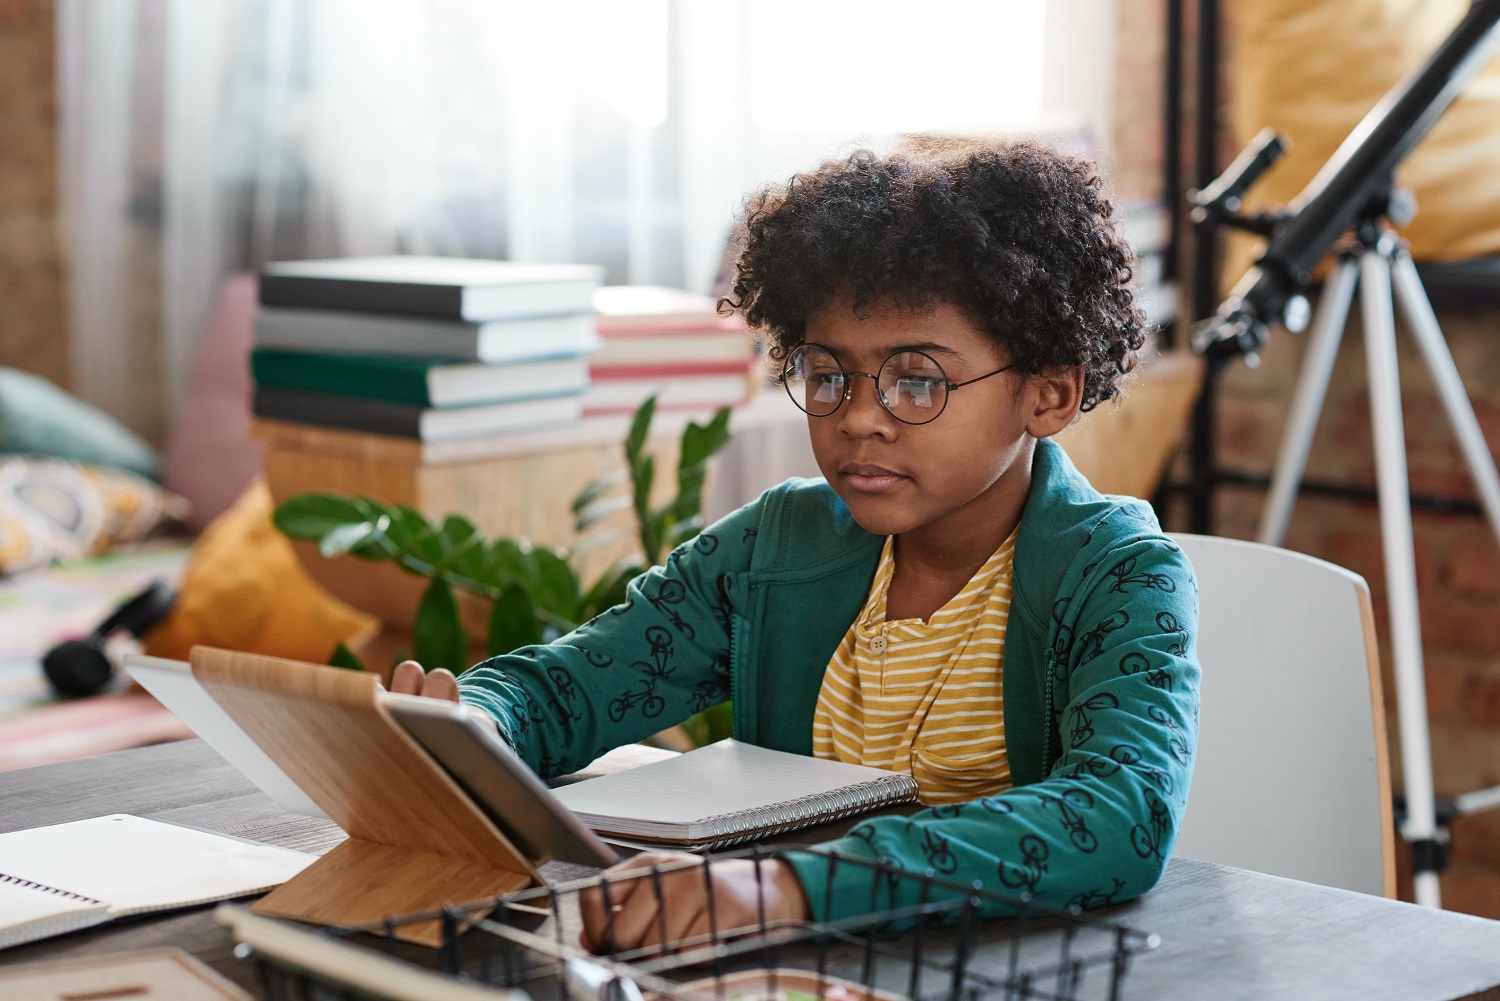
[{"xmin": 780, "ymin": 343, "xmax": 1016, "ymax": 425}]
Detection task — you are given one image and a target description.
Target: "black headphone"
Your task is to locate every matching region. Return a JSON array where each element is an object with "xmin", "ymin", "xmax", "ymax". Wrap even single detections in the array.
[{"xmin": 43, "ymin": 580, "xmax": 177, "ymax": 697}]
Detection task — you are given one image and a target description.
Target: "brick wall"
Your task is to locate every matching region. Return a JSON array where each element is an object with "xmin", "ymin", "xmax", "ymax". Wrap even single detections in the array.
[
  {"xmin": 1111, "ymin": 0, "xmax": 1166, "ymax": 203},
  {"xmin": 0, "ymin": 0, "xmax": 67, "ymax": 387}
]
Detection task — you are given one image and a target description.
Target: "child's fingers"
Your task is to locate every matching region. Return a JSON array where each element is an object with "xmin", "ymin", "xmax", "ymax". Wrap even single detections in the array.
[
  {"xmin": 638, "ymin": 895, "xmax": 710, "ymax": 951},
  {"xmin": 390, "ymin": 660, "xmax": 425, "ymax": 694},
  {"xmin": 579, "ymin": 856, "xmax": 698, "ymax": 952},
  {"xmin": 423, "ymin": 668, "xmax": 460, "ymax": 702},
  {"xmin": 596, "ymin": 891, "xmax": 665, "ymax": 952},
  {"xmin": 579, "ymin": 871, "xmax": 651, "ymax": 951}
]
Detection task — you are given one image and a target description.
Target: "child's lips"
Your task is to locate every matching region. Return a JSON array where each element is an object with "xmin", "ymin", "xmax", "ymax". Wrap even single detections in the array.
[{"xmin": 841, "ymin": 464, "xmax": 908, "ymax": 492}]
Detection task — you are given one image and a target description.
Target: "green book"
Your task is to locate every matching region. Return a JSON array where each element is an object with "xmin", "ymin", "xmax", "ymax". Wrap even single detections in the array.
[{"xmin": 250, "ymin": 350, "xmax": 589, "ymax": 409}]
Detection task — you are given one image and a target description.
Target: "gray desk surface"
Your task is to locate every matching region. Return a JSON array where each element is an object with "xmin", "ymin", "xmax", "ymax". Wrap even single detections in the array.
[{"xmin": 3, "ymin": 739, "xmax": 1500, "ymax": 1001}]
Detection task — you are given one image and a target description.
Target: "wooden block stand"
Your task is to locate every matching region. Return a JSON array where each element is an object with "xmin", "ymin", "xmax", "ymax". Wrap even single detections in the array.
[{"xmin": 191, "ymin": 646, "xmax": 539, "ymax": 946}]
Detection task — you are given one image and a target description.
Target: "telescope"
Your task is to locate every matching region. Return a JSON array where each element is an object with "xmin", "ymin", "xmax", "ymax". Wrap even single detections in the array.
[
  {"xmin": 1192, "ymin": 0, "xmax": 1500, "ymax": 368},
  {"xmin": 1190, "ymin": 0, "xmax": 1500, "ymax": 911}
]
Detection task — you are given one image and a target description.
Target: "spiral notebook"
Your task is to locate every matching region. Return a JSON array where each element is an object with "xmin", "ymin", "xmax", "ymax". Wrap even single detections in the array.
[
  {"xmin": 548, "ymin": 739, "xmax": 918, "ymax": 850},
  {"xmin": 0, "ymin": 814, "xmax": 314, "ymax": 951}
]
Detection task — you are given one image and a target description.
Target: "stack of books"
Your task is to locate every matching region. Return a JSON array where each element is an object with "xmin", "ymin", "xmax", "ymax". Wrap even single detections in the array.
[
  {"xmin": 585, "ymin": 285, "xmax": 759, "ymax": 417},
  {"xmin": 251, "ymin": 256, "xmax": 606, "ymax": 443}
]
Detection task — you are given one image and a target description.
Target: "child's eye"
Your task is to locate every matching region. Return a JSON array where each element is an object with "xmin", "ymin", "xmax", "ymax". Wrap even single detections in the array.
[
  {"xmin": 809, "ymin": 372, "xmax": 845, "ymax": 403},
  {"xmin": 894, "ymin": 375, "xmax": 941, "ymax": 408}
]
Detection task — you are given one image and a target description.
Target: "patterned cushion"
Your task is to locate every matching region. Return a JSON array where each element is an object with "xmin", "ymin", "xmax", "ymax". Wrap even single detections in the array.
[{"xmin": 0, "ymin": 457, "xmax": 189, "ymax": 575}]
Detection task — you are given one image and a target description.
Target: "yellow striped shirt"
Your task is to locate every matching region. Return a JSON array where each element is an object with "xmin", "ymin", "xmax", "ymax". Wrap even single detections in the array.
[{"xmin": 811, "ymin": 532, "xmax": 1016, "ymax": 805}]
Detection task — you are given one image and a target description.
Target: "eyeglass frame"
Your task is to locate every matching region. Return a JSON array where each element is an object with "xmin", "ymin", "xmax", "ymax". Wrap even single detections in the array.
[{"xmin": 779, "ymin": 342, "xmax": 1017, "ymax": 426}]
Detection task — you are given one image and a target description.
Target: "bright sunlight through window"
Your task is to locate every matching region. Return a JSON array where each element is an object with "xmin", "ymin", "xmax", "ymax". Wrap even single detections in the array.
[{"xmin": 749, "ymin": 0, "xmax": 1046, "ymax": 133}]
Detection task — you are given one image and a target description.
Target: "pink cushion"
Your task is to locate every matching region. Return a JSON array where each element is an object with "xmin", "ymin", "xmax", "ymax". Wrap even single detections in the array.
[{"xmin": 162, "ymin": 273, "xmax": 264, "ymax": 534}]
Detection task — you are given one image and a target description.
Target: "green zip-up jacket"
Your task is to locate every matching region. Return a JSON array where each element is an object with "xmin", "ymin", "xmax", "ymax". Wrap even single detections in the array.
[{"xmin": 458, "ymin": 438, "xmax": 1199, "ymax": 919}]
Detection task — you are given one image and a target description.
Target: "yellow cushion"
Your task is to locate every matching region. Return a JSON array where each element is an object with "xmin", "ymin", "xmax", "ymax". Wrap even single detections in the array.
[
  {"xmin": 143, "ymin": 478, "xmax": 378, "ymax": 663},
  {"xmin": 1225, "ymin": 0, "xmax": 1500, "ymax": 289}
]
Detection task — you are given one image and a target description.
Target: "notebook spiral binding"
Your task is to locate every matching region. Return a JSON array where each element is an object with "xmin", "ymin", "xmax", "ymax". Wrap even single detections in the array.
[
  {"xmin": 0, "ymin": 872, "xmax": 102, "ymax": 904},
  {"xmin": 695, "ymin": 774, "xmax": 918, "ymax": 849}
]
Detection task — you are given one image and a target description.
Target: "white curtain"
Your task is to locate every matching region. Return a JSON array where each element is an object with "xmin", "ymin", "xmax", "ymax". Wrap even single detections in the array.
[{"xmin": 54, "ymin": 0, "xmax": 1113, "ymax": 444}]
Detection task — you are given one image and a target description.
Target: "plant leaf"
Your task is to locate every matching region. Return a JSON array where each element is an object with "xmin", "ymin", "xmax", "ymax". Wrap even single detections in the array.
[
  {"xmin": 571, "ymin": 470, "xmax": 627, "ymax": 515},
  {"xmin": 679, "ymin": 406, "xmax": 734, "ymax": 468},
  {"xmin": 348, "ymin": 536, "xmax": 391, "ymax": 560},
  {"xmin": 449, "ymin": 537, "xmax": 489, "ymax": 583},
  {"xmin": 573, "ymin": 494, "xmax": 633, "ymax": 533},
  {"xmin": 634, "ymin": 454, "xmax": 660, "ymax": 563},
  {"xmin": 529, "ymin": 546, "xmax": 583, "ymax": 621},
  {"xmin": 385, "ymin": 504, "xmax": 434, "ymax": 549},
  {"xmin": 273, "ymin": 494, "xmax": 378, "ymax": 540},
  {"xmin": 318, "ymin": 518, "xmax": 386, "ymax": 559},
  {"xmin": 436, "ymin": 514, "xmax": 486, "ymax": 580},
  {"xmin": 487, "ymin": 584, "xmax": 542, "ymax": 656},
  {"xmin": 327, "ymin": 642, "xmax": 367, "ymax": 672},
  {"xmin": 625, "ymin": 394, "xmax": 657, "ymax": 464},
  {"xmin": 405, "ymin": 526, "xmax": 448, "ymax": 571},
  {"xmin": 486, "ymin": 538, "xmax": 533, "ymax": 589},
  {"xmin": 437, "ymin": 513, "xmax": 479, "ymax": 553},
  {"xmin": 412, "ymin": 577, "xmax": 468, "ymax": 671},
  {"xmin": 582, "ymin": 561, "xmax": 643, "ymax": 619}
]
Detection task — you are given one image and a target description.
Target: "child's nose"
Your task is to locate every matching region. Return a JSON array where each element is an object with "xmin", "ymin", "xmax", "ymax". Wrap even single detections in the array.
[{"xmin": 837, "ymin": 373, "xmax": 898, "ymax": 436}]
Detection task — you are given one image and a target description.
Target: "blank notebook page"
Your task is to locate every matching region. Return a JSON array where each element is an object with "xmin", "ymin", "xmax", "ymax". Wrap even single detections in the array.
[
  {"xmin": 0, "ymin": 814, "xmax": 314, "ymax": 916},
  {"xmin": 551, "ymin": 739, "xmax": 902, "ymax": 824},
  {"xmin": 0, "ymin": 879, "xmax": 108, "ymax": 947}
]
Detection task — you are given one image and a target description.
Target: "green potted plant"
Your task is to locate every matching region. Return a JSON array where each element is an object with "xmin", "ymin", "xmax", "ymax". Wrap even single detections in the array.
[{"xmin": 273, "ymin": 397, "xmax": 735, "ymax": 745}]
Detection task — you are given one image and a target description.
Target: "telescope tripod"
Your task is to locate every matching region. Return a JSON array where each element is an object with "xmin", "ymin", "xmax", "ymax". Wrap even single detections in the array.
[{"xmin": 1259, "ymin": 215, "xmax": 1500, "ymax": 908}]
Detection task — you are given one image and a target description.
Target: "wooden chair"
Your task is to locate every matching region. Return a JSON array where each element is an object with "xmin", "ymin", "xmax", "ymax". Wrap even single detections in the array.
[{"xmin": 1169, "ymin": 533, "xmax": 1396, "ymax": 897}]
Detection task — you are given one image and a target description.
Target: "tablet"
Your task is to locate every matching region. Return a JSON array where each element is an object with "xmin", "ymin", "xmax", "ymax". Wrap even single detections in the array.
[
  {"xmin": 123, "ymin": 654, "xmax": 328, "ymax": 819},
  {"xmin": 381, "ymin": 693, "xmax": 618, "ymax": 868}
]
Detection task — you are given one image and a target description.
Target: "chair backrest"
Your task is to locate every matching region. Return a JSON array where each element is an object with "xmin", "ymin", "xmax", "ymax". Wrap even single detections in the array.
[{"xmin": 1169, "ymin": 533, "xmax": 1395, "ymax": 897}]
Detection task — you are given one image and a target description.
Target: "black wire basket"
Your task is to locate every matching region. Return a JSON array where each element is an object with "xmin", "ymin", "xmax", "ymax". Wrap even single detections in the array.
[{"xmin": 228, "ymin": 846, "xmax": 1157, "ymax": 1001}]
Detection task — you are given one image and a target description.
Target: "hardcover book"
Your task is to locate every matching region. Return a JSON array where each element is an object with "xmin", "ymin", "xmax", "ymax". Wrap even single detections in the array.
[
  {"xmin": 593, "ymin": 284, "xmax": 739, "ymax": 332},
  {"xmin": 253, "ymin": 307, "xmax": 601, "ymax": 364},
  {"xmin": 259, "ymin": 257, "xmax": 606, "ymax": 321},
  {"xmin": 590, "ymin": 330, "xmax": 755, "ymax": 369},
  {"xmin": 251, "ymin": 351, "xmax": 590, "ymax": 409},
  {"xmin": 252, "ymin": 386, "xmax": 582, "ymax": 443},
  {"xmin": 582, "ymin": 369, "xmax": 755, "ymax": 416}
]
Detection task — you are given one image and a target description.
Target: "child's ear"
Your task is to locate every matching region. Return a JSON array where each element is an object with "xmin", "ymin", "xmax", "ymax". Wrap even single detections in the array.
[{"xmin": 1024, "ymin": 366, "xmax": 1085, "ymax": 439}]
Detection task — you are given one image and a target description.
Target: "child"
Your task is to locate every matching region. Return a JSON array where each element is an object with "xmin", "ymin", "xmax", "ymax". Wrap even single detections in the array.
[{"xmin": 393, "ymin": 138, "xmax": 1199, "ymax": 949}]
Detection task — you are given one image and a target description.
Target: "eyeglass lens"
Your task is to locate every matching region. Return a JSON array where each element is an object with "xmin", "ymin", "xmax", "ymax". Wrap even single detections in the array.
[{"xmin": 782, "ymin": 344, "xmax": 950, "ymax": 424}]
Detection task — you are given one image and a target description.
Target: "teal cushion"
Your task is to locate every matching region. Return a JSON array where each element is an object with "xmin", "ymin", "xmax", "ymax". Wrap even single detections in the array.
[{"xmin": 0, "ymin": 369, "xmax": 159, "ymax": 480}]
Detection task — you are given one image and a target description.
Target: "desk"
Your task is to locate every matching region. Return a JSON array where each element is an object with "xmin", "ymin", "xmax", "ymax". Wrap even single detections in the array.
[{"xmin": 4, "ymin": 740, "xmax": 1500, "ymax": 1001}]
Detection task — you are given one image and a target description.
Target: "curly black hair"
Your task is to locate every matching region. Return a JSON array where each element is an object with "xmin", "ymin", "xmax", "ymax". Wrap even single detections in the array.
[{"xmin": 723, "ymin": 139, "xmax": 1145, "ymax": 413}]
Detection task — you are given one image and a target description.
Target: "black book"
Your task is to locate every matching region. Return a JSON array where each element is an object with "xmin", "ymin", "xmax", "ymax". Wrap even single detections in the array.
[{"xmin": 259, "ymin": 256, "xmax": 606, "ymax": 322}]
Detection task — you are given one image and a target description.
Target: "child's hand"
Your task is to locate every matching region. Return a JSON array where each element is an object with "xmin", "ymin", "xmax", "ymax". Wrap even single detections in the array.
[
  {"xmin": 390, "ymin": 659, "xmax": 460, "ymax": 701},
  {"xmin": 388, "ymin": 660, "xmax": 499, "ymax": 735},
  {"xmin": 578, "ymin": 852, "xmax": 810, "ymax": 953}
]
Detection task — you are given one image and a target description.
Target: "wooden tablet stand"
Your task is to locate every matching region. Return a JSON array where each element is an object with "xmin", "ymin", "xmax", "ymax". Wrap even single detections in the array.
[{"xmin": 189, "ymin": 646, "xmax": 539, "ymax": 946}]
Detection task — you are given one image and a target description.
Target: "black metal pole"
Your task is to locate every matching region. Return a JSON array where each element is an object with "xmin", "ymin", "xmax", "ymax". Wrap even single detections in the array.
[
  {"xmin": 1161, "ymin": 0, "xmax": 1184, "ymax": 350},
  {"xmin": 1188, "ymin": 0, "xmax": 1221, "ymax": 533}
]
